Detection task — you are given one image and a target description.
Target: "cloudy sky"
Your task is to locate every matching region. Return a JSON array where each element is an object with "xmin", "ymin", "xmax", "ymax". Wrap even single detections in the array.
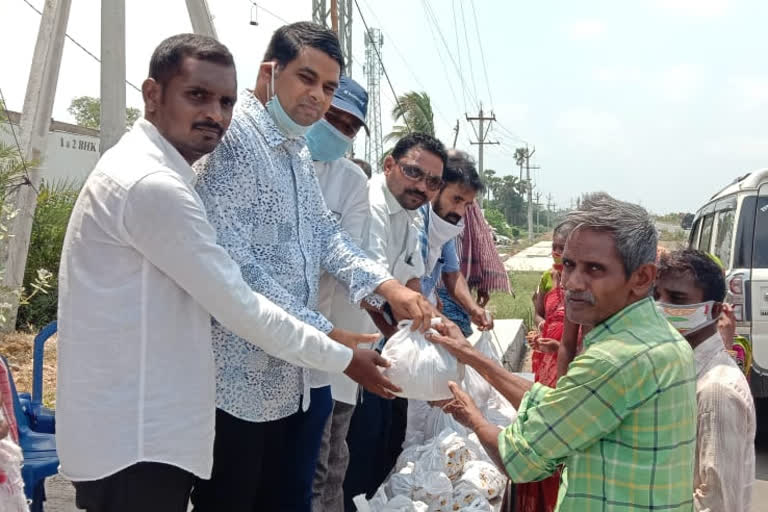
[{"xmin": 2, "ymin": 0, "xmax": 767, "ymax": 213}]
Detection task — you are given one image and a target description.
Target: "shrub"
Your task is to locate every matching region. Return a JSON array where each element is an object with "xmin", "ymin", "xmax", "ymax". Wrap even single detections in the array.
[{"xmin": 16, "ymin": 180, "xmax": 79, "ymax": 329}]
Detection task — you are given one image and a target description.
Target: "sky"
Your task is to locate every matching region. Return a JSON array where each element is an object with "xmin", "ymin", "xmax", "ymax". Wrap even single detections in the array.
[{"xmin": 2, "ymin": 0, "xmax": 768, "ymax": 213}]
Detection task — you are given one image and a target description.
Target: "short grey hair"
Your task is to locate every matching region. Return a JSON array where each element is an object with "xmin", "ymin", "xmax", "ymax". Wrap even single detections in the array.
[{"xmin": 565, "ymin": 192, "xmax": 658, "ymax": 277}]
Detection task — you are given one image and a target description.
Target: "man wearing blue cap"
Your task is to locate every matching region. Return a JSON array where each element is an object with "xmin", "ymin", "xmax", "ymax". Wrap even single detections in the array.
[{"xmin": 305, "ymin": 75, "xmax": 372, "ymax": 512}]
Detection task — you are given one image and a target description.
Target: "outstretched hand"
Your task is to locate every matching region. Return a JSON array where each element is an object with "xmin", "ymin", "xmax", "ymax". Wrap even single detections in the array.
[
  {"xmin": 343, "ymin": 348, "xmax": 402, "ymax": 399},
  {"xmin": 425, "ymin": 320, "xmax": 474, "ymax": 364},
  {"xmin": 329, "ymin": 328, "xmax": 380, "ymax": 349}
]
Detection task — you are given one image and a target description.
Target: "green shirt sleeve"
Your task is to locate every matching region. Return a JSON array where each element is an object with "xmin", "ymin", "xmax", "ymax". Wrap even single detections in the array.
[{"xmin": 497, "ymin": 352, "xmax": 628, "ymax": 482}]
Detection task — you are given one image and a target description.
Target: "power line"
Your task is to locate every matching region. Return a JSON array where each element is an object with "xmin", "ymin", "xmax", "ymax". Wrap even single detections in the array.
[
  {"xmin": 421, "ymin": 0, "xmax": 480, "ymax": 109},
  {"xmin": 20, "ymin": 0, "xmax": 142, "ymax": 94},
  {"xmin": 419, "ymin": 1, "xmax": 462, "ymax": 115},
  {"xmin": 0, "ymin": 86, "xmax": 37, "ymax": 193},
  {"xmin": 451, "ymin": 0, "xmax": 468, "ymax": 113},
  {"xmin": 358, "ymin": 0, "xmax": 454, "ymax": 129},
  {"xmin": 457, "ymin": 0, "xmax": 481, "ymax": 109},
  {"xmin": 470, "ymin": 0, "xmax": 494, "ymax": 109},
  {"xmin": 352, "ymin": 0, "xmax": 410, "ymax": 131},
  {"xmin": 245, "ymin": 1, "xmax": 290, "ymax": 25}
]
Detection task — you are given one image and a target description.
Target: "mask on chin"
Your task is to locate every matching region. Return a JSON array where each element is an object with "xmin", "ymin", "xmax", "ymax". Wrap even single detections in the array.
[
  {"xmin": 657, "ymin": 300, "xmax": 718, "ymax": 336},
  {"xmin": 264, "ymin": 62, "xmax": 312, "ymax": 139}
]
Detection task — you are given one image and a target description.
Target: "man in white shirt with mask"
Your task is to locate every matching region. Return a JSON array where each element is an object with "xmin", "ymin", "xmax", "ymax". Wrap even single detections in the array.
[
  {"xmin": 655, "ymin": 249, "xmax": 755, "ymax": 512},
  {"xmin": 57, "ymin": 33, "xmax": 394, "ymax": 512},
  {"xmin": 305, "ymin": 75, "xmax": 374, "ymax": 512},
  {"xmin": 192, "ymin": 23, "xmax": 435, "ymax": 512}
]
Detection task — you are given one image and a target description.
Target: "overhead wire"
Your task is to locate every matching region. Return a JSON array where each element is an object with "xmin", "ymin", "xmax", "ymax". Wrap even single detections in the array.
[
  {"xmin": 421, "ymin": 0, "xmax": 480, "ymax": 110},
  {"xmin": 470, "ymin": 0, "xmax": 494, "ymax": 110},
  {"xmin": 20, "ymin": 0, "xmax": 142, "ymax": 94},
  {"xmin": 358, "ymin": 0, "xmax": 454, "ymax": 129},
  {"xmin": 352, "ymin": 0, "xmax": 411, "ymax": 131},
  {"xmin": 457, "ymin": 0, "xmax": 481, "ymax": 109},
  {"xmin": 451, "ymin": 0, "xmax": 468, "ymax": 113},
  {"xmin": 245, "ymin": 1, "xmax": 290, "ymax": 25},
  {"xmin": 0, "ymin": 86, "xmax": 38, "ymax": 193}
]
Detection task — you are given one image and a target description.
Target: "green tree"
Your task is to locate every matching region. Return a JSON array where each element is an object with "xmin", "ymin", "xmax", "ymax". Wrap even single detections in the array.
[
  {"xmin": 68, "ymin": 96, "xmax": 140, "ymax": 130},
  {"xmin": 384, "ymin": 91, "xmax": 435, "ymax": 143}
]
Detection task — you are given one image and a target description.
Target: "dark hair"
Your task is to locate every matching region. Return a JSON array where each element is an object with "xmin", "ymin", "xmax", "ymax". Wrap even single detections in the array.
[
  {"xmin": 262, "ymin": 22, "xmax": 344, "ymax": 72},
  {"xmin": 390, "ymin": 132, "xmax": 448, "ymax": 169},
  {"xmin": 149, "ymin": 33, "xmax": 234, "ymax": 86},
  {"xmin": 553, "ymin": 220, "xmax": 573, "ymax": 239},
  {"xmin": 351, "ymin": 158, "xmax": 372, "ymax": 179},
  {"xmin": 657, "ymin": 249, "xmax": 726, "ymax": 302},
  {"xmin": 442, "ymin": 150, "xmax": 485, "ymax": 194}
]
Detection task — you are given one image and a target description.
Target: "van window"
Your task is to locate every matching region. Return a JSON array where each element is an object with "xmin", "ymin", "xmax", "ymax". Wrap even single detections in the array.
[
  {"xmin": 689, "ymin": 218, "xmax": 702, "ymax": 249},
  {"xmin": 713, "ymin": 209, "xmax": 736, "ymax": 267},
  {"xmin": 698, "ymin": 215, "xmax": 715, "ymax": 252},
  {"xmin": 752, "ymin": 196, "xmax": 768, "ymax": 268},
  {"xmin": 734, "ymin": 196, "xmax": 756, "ymax": 268}
]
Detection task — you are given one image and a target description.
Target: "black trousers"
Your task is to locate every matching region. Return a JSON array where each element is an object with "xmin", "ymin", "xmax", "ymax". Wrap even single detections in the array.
[
  {"xmin": 190, "ymin": 407, "xmax": 295, "ymax": 512},
  {"xmin": 343, "ymin": 394, "xmax": 407, "ymax": 511},
  {"xmin": 73, "ymin": 462, "xmax": 194, "ymax": 512}
]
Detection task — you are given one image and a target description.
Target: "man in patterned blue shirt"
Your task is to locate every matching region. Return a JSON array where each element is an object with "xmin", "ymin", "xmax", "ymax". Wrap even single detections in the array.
[{"xmin": 190, "ymin": 23, "xmax": 435, "ymax": 512}]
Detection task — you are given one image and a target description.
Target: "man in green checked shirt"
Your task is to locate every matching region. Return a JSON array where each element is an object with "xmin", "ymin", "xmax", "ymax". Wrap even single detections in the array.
[{"xmin": 428, "ymin": 193, "xmax": 697, "ymax": 511}]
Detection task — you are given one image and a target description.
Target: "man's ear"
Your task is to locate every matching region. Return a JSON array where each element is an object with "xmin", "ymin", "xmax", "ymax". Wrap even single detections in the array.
[
  {"xmin": 142, "ymin": 78, "xmax": 161, "ymax": 115},
  {"xmin": 630, "ymin": 262, "xmax": 657, "ymax": 299},
  {"xmin": 383, "ymin": 154, "xmax": 395, "ymax": 176}
]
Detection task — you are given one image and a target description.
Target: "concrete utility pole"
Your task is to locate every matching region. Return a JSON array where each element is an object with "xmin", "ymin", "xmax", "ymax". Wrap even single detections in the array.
[
  {"xmin": 1, "ymin": 0, "xmax": 218, "ymax": 331},
  {"xmin": 1, "ymin": 0, "xmax": 71, "ymax": 331},
  {"xmin": 186, "ymin": 0, "xmax": 218, "ymax": 39},
  {"xmin": 535, "ymin": 190, "xmax": 541, "ymax": 229},
  {"xmin": 466, "ymin": 106, "xmax": 499, "ymax": 209},
  {"xmin": 100, "ymin": 0, "xmax": 126, "ymax": 153},
  {"xmin": 524, "ymin": 145, "xmax": 540, "ymax": 241},
  {"xmin": 452, "ymin": 120, "xmax": 459, "ymax": 148},
  {"xmin": 546, "ymin": 192, "xmax": 554, "ymax": 228}
]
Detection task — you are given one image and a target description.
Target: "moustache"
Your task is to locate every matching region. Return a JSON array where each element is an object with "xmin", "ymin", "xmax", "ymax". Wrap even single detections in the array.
[
  {"xmin": 192, "ymin": 121, "xmax": 223, "ymax": 136},
  {"xmin": 565, "ymin": 291, "xmax": 596, "ymax": 305},
  {"xmin": 405, "ymin": 189, "xmax": 427, "ymax": 201}
]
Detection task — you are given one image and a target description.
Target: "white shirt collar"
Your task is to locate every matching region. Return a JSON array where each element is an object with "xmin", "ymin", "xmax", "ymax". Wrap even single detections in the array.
[{"xmin": 132, "ymin": 118, "xmax": 197, "ymax": 186}]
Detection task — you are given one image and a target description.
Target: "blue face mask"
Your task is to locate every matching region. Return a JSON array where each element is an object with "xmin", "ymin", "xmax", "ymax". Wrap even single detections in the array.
[
  {"xmin": 264, "ymin": 63, "xmax": 311, "ymax": 139},
  {"xmin": 305, "ymin": 119, "xmax": 353, "ymax": 161}
]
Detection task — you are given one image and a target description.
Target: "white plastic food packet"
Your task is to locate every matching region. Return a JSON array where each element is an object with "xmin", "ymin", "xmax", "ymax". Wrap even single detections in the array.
[
  {"xmin": 455, "ymin": 461, "xmax": 506, "ymax": 501},
  {"xmin": 381, "ymin": 319, "xmax": 465, "ymax": 401},
  {"xmin": 451, "ymin": 481, "xmax": 492, "ymax": 511},
  {"xmin": 411, "ymin": 471, "xmax": 453, "ymax": 512},
  {"xmin": 386, "ymin": 463, "xmax": 417, "ymax": 499},
  {"xmin": 416, "ymin": 430, "xmax": 471, "ymax": 479}
]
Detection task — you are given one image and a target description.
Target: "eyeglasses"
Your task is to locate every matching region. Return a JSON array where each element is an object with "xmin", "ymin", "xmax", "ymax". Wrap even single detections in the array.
[{"xmin": 397, "ymin": 162, "xmax": 443, "ymax": 191}]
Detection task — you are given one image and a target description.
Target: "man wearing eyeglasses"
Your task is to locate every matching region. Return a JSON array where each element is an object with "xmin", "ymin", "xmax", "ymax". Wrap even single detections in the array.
[{"xmin": 343, "ymin": 132, "xmax": 448, "ymax": 507}]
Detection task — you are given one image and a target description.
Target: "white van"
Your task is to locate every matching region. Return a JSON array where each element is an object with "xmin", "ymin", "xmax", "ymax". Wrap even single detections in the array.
[{"xmin": 690, "ymin": 169, "xmax": 768, "ymax": 398}]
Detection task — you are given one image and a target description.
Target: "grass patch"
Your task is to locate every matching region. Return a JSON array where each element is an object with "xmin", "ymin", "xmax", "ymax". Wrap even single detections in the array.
[{"xmin": 487, "ymin": 271, "xmax": 542, "ymax": 330}]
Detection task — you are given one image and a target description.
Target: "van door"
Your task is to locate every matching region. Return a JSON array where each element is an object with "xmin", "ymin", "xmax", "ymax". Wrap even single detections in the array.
[{"xmin": 750, "ymin": 184, "xmax": 768, "ymax": 375}]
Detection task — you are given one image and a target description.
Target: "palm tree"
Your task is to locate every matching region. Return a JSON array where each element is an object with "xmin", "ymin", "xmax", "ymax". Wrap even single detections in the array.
[{"xmin": 385, "ymin": 91, "xmax": 435, "ymax": 143}]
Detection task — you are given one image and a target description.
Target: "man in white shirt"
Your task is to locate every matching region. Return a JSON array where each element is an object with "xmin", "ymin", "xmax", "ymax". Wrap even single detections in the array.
[
  {"xmin": 305, "ymin": 75, "xmax": 373, "ymax": 512},
  {"xmin": 344, "ymin": 132, "xmax": 448, "ymax": 508},
  {"xmin": 57, "ymin": 34, "xmax": 398, "ymax": 512},
  {"xmin": 655, "ymin": 248, "xmax": 756, "ymax": 511}
]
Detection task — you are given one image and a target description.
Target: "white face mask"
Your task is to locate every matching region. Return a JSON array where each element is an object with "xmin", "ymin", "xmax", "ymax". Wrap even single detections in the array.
[
  {"xmin": 657, "ymin": 300, "xmax": 718, "ymax": 336},
  {"xmin": 264, "ymin": 62, "xmax": 311, "ymax": 139}
]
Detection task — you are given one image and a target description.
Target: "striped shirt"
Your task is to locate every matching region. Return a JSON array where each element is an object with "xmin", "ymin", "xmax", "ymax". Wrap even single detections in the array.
[{"xmin": 499, "ymin": 297, "xmax": 697, "ymax": 511}]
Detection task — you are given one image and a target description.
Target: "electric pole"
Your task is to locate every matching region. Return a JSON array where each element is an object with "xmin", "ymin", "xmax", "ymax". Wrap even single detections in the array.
[
  {"xmin": 523, "ymin": 145, "xmax": 540, "ymax": 241},
  {"xmin": 452, "ymin": 120, "xmax": 459, "ymax": 148},
  {"xmin": 535, "ymin": 190, "xmax": 541, "ymax": 230},
  {"xmin": 546, "ymin": 193, "xmax": 554, "ymax": 228},
  {"xmin": 466, "ymin": 106, "xmax": 499, "ymax": 209}
]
